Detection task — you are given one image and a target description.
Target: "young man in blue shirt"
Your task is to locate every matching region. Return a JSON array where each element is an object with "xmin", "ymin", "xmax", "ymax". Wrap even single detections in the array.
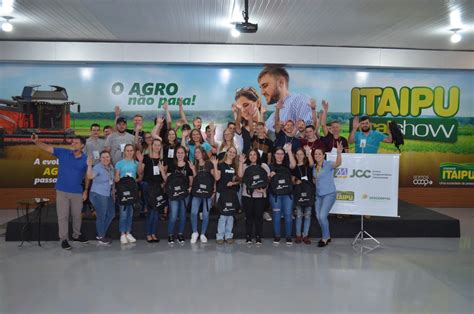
[
  {"xmin": 32, "ymin": 134, "xmax": 89, "ymax": 250},
  {"xmin": 349, "ymin": 116, "xmax": 393, "ymax": 154}
]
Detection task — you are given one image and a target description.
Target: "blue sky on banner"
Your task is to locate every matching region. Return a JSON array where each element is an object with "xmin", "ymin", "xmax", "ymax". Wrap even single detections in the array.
[{"xmin": 0, "ymin": 63, "xmax": 472, "ymax": 116}]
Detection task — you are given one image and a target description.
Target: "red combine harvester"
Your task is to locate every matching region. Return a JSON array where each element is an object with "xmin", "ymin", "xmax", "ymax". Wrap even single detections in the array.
[{"xmin": 0, "ymin": 85, "xmax": 80, "ymax": 145}]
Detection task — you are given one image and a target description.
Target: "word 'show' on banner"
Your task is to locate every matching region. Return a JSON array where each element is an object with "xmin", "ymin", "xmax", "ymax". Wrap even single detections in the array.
[{"xmin": 327, "ymin": 153, "xmax": 400, "ymax": 217}]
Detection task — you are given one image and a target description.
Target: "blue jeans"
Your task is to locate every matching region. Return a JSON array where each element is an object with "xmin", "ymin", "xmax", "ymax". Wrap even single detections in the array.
[
  {"xmin": 90, "ymin": 192, "xmax": 115, "ymax": 238},
  {"xmin": 190, "ymin": 196, "xmax": 211, "ymax": 235},
  {"xmin": 168, "ymin": 196, "xmax": 189, "ymax": 235},
  {"xmin": 119, "ymin": 204, "xmax": 134, "ymax": 233},
  {"xmin": 216, "ymin": 215, "xmax": 234, "ymax": 240},
  {"xmin": 315, "ymin": 192, "xmax": 337, "ymax": 240},
  {"xmin": 142, "ymin": 181, "xmax": 158, "ymax": 236},
  {"xmin": 295, "ymin": 206, "xmax": 311, "ymax": 237},
  {"xmin": 139, "ymin": 181, "xmax": 147, "ymax": 213},
  {"xmin": 270, "ymin": 194, "xmax": 293, "ymax": 238}
]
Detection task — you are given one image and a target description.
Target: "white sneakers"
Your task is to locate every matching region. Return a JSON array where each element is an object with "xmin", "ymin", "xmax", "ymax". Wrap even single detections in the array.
[
  {"xmin": 263, "ymin": 212, "xmax": 272, "ymax": 221},
  {"xmin": 120, "ymin": 233, "xmax": 137, "ymax": 245},
  {"xmin": 120, "ymin": 234, "xmax": 128, "ymax": 244},
  {"xmin": 191, "ymin": 232, "xmax": 208, "ymax": 243},
  {"xmin": 190, "ymin": 232, "xmax": 199, "ymax": 244}
]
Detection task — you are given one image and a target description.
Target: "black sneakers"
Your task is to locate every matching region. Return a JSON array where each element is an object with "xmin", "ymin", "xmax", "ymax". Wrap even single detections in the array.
[
  {"xmin": 168, "ymin": 235, "xmax": 174, "ymax": 244},
  {"xmin": 273, "ymin": 237, "xmax": 281, "ymax": 244},
  {"xmin": 246, "ymin": 235, "xmax": 252, "ymax": 244},
  {"xmin": 61, "ymin": 240, "xmax": 72, "ymax": 250},
  {"xmin": 256, "ymin": 236, "xmax": 262, "ymax": 245},
  {"xmin": 72, "ymin": 234, "xmax": 89, "ymax": 244},
  {"xmin": 285, "ymin": 238, "xmax": 293, "ymax": 245},
  {"xmin": 97, "ymin": 237, "xmax": 112, "ymax": 245},
  {"xmin": 177, "ymin": 234, "xmax": 185, "ymax": 244}
]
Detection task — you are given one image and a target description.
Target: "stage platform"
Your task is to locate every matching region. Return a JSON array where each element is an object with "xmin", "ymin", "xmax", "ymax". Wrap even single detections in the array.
[{"xmin": 5, "ymin": 201, "xmax": 460, "ymax": 241}]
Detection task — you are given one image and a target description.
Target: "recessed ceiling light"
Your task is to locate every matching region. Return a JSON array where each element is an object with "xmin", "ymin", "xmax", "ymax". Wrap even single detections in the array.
[
  {"xmin": 450, "ymin": 28, "xmax": 462, "ymax": 43},
  {"xmin": 1, "ymin": 16, "xmax": 13, "ymax": 32}
]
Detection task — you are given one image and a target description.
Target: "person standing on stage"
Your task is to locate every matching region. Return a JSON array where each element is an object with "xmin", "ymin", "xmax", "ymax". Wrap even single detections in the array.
[
  {"xmin": 85, "ymin": 123, "xmax": 105, "ymax": 166},
  {"xmin": 349, "ymin": 116, "xmax": 392, "ymax": 154},
  {"xmin": 104, "ymin": 117, "xmax": 138, "ymax": 165},
  {"xmin": 258, "ymin": 65, "xmax": 313, "ymax": 133},
  {"xmin": 31, "ymin": 134, "xmax": 89, "ymax": 250},
  {"xmin": 87, "ymin": 151, "xmax": 115, "ymax": 245},
  {"xmin": 319, "ymin": 101, "xmax": 349, "ymax": 153},
  {"xmin": 313, "ymin": 142, "xmax": 343, "ymax": 247}
]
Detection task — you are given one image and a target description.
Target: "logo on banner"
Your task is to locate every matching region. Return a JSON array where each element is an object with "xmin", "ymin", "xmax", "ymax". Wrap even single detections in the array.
[
  {"xmin": 350, "ymin": 169, "xmax": 371, "ymax": 178},
  {"xmin": 439, "ymin": 162, "xmax": 474, "ymax": 186},
  {"xmin": 336, "ymin": 191, "xmax": 354, "ymax": 201},
  {"xmin": 361, "ymin": 193, "xmax": 391, "ymax": 201},
  {"xmin": 334, "ymin": 168, "xmax": 349, "ymax": 178},
  {"xmin": 412, "ymin": 175, "xmax": 433, "ymax": 186}
]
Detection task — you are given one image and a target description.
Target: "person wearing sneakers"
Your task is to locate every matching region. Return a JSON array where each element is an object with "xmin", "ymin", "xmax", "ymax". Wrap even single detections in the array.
[
  {"xmin": 87, "ymin": 151, "xmax": 115, "ymax": 245},
  {"xmin": 189, "ymin": 147, "xmax": 219, "ymax": 244},
  {"xmin": 114, "ymin": 144, "xmax": 143, "ymax": 245},
  {"xmin": 166, "ymin": 146, "xmax": 194, "ymax": 244},
  {"xmin": 313, "ymin": 142, "xmax": 343, "ymax": 247},
  {"xmin": 269, "ymin": 144, "xmax": 296, "ymax": 245},
  {"xmin": 215, "ymin": 146, "xmax": 240, "ymax": 244},
  {"xmin": 239, "ymin": 148, "xmax": 271, "ymax": 245},
  {"xmin": 291, "ymin": 146, "xmax": 314, "ymax": 244},
  {"xmin": 31, "ymin": 134, "xmax": 89, "ymax": 250},
  {"xmin": 139, "ymin": 139, "xmax": 167, "ymax": 243}
]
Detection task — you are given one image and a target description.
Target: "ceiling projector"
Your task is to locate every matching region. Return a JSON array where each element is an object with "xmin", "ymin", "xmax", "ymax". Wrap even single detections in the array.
[{"xmin": 235, "ymin": 22, "xmax": 258, "ymax": 33}]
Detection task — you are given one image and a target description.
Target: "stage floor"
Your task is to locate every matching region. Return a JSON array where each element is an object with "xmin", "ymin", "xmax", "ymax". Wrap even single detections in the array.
[{"xmin": 5, "ymin": 200, "xmax": 460, "ymax": 241}]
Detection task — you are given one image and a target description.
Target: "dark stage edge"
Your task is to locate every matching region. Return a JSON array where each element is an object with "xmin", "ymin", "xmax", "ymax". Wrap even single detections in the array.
[{"xmin": 5, "ymin": 201, "xmax": 460, "ymax": 241}]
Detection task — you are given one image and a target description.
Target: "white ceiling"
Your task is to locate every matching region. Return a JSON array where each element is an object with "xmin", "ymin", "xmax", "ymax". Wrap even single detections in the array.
[{"xmin": 1, "ymin": 0, "xmax": 473, "ymax": 51}]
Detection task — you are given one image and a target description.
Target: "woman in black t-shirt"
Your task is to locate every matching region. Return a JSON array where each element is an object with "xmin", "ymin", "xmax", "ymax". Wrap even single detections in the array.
[
  {"xmin": 291, "ymin": 146, "xmax": 314, "ymax": 244},
  {"xmin": 215, "ymin": 146, "xmax": 240, "ymax": 243},
  {"xmin": 140, "ymin": 139, "xmax": 167, "ymax": 242},
  {"xmin": 163, "ymin": 128, "xmax": 180, "ymax": 167}
]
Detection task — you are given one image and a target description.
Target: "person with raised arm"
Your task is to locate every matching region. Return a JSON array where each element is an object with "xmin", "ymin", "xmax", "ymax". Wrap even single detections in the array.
[
  {"xmin": 313, "ymin": 141, "xmax": 343, "ymax": 247},
  {"xmin": 32, "ymin": 134, "xmax": 89, "ymax": 250},
  {"xmin": 349, "ymin": 115, "xmax": 393, "ymax": 154}
]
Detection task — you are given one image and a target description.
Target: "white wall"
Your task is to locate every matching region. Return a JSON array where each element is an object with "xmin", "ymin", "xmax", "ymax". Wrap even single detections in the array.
[{"xmin": 0, "ymin": 41, "xmax": 473, "ymax": 69}]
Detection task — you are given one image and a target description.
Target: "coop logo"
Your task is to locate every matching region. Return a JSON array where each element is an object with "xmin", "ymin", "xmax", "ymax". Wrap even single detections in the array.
[
  {"xmin": 334, "ymin": 168, "xmax": 349, "ymax": 178},
  {"xmin": 336, "ymin": 191, "xmax": 354, "ymax": 201},
  {"xmin": 412, "ymin": 175, "xmax": 433, "ymax": 186},
  {"xmin": 350, "ymin": 169, "xmax": 371, "ymax": 178}
]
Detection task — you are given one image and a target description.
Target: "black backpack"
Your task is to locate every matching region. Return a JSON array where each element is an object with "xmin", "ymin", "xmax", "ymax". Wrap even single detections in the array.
[
  {"xmin": 243, "ymin": 165, "xmax": 268, "ymax": 194},
  {"xmin": 293, "ymin": 181, "xmax": 315, "ymax": 207},
  {"xmin": 147, "ymin": 182, "xmax": 167, "ymax": 211},
  {"xmin": 389, "ymin": 121, "xmax": 404, "ymax": 152},
  {"xmin": 165, "ymin": 172, "xmax": 189, "ymax": 201},
  {"xmin": 270, "ymin": 167, "xmax": 293, "ymax": 196},
  {"xmin": 191, "ymin": 171, "xmax": 215, "ymax": 198},
  {"xmin": 115, "ymin": 176, "xmax": 139, "ymax": 205},
  {"xmin": 217, "ymin": 189, "xmax": 240, "ymax": 216}
]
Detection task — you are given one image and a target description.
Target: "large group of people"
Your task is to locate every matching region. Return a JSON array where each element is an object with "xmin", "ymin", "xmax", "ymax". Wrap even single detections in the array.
[{"xmin": 32, "ymin": 65, "xmax": 393, "ymax": 250}]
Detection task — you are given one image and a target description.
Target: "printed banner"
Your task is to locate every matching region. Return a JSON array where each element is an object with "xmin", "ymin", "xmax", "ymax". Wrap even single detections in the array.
[
  {"xmin": 328, "ymin": 153, "xmax": 400, "ymax": 217},
  {"xmin": 0, "ymin": 63, "xmax": 472, "ymax": 188}
]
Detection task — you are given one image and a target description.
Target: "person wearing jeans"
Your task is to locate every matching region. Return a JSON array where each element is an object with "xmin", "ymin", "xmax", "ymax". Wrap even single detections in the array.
[
  {"xmin": 292, "ymin": 146, "xmax": 314, "ymax": 244},
  {"xmin": 139, "ymin": 139, "xmax": 167, "ymax": 243},
  {"xmin": 114, "ymin": 144, "xmax": 143, "ymax": 245},
  {"xmin": 189, "ymin": 147, "xmax": 219, "ymax": 244},
  {"xmin": 269, "ymin": 145, "xmax": 296, "ymax": 245},
  {"xmin": 216, "ymin": 147, "xmax": 240, "ymax": 244},
  {"xmin": 87, "ymin": 151, "xmax": 115, "ymax": 244},
  {"xmin": 313, "ymin": 142, "xmax": 343, "ymax": 247},
  {"xmin": 168, "ymin": 197, "xmax": 189, "ymax": 242}
]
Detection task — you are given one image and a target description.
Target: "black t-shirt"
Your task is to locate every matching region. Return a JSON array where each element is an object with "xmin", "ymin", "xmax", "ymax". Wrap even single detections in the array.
[
  {"xmin": 163, "ymin": 143, "xmax": 180, "ymax": 167},
  {"xmin": 251, "ymin": 136, "xmax": 274, "ymax": 161},
  {"xmin": 269, "ymin": 162, "xmax": 290, "ymax": 173},
  {"xmin": 167, "ymin": 162, "xmax": 193, "ymax": 180},
  {"xmin": 142, "ymin": 155, "xmax": 164, "ymax": 184},
  {"xmin": 241, "ymin": 127, "xmax": 252, "ymax": 155},
  {"xmin": 217, "ymin": 162, "xmax": 239, "ymax": 193},
  {"xmin": 275, "ymin": 130, "xmax": 300, "ymax": 152},
  {"xmin": 291, "ymin": 164, "xmax": 314, "ymax": 184},
  {"xmin": 324, "ymin": 133, "xmax": 349, "ymax": 152},
  {"xmin": 126, "ymin": 129, "xmax": 146, "ymax": 144}
]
